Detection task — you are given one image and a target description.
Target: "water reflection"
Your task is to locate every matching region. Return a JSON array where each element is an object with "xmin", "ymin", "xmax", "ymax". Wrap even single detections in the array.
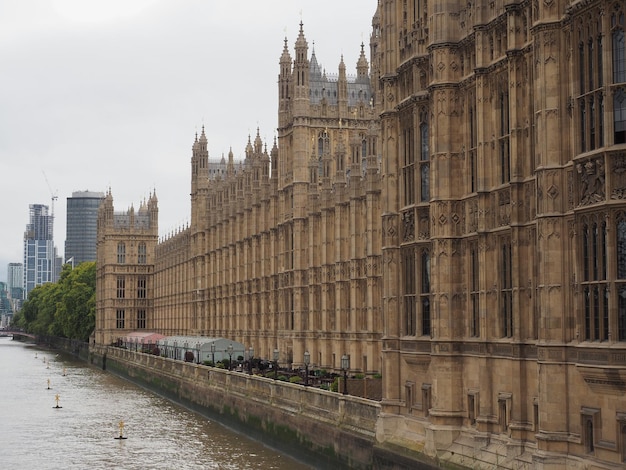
[{"xmin": 0, "ymin": 339, "xmax": 311, "ymax": 470}]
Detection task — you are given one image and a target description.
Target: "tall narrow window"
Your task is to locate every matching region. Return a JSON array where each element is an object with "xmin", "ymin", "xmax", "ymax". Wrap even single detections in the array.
[
  {"xmin": 361, "ymin": 138, "xmax": 368, "ymax": 175},
  {"xmin": 589, "ymin": 39, "xmax": 594, "ymax": 90},
  {"xmin": 599, "ymin": 95, "xmax": 605, "ymax": 147},
  {"xmin": 138, "ymin": 242, "xmax": 146, "ymax": 264},
  {"xmin": 581, "ymin": 101, "xmax": 587, "ymax": 152},
  {"xmin": 499, "ymin": 87, "xmax": 510, "ymax": 183},
  {"xmin": 498, "ymin": 398, "xmax": 509, "ymax": 433},
  {"xmin": 619, "ymin": 286, "xmax": 626, "ymax": 341},
  {"xmin": 419, "ymin": 119, "xmax": 430, "ymax": 202},
  {"xmin": 615, "ymin": 88, "xmax": 626, "ymax": 144},
  {"xmin": 469, "ymin": 97, "xmax": 477, "ymax": 193},
  {"xmin": 598, "ymin": 34, "xmax": 604, "ymax": 87},
  {"xmin": 420, "ymin": 250, "xmax": 431, "ymax": 336},
  {"xmin": 470, "ymin": 246, "xmax": 480, "ymax": 337},
  {"xmin": 402, "ymin": 126, "xmax": 415, "ymax": 206},
  {"xmin": 117, "ymin": 242, "xmax": 126, "ymax": 264},
  {"xmin": 612, "ymin": 13, "xmax": 625, "ymax": 83},
  {"xmin": 590, "ymin": 97, "xmax": 596, "ymax": 149},
  {"xmin": 618, "ymin": 218, "xmax": 626, "ymax": 279},
  {"xmin": 501, "ymin": 242, "xmax": 513, "ymax": 337},
  {"xmin": 402, "ymin": 247, "xmax": 416, "ymax": 336},
  {"xmin": 580, "ymin": 42, "xmax": 586, "ymax": 94},
  {"xmin": 586, "ymin": 418, "xmax": 595, "ymax": 453},
  {"xmin": 468, "ymin": 394, "xmax": 477, "ymax": 425}
]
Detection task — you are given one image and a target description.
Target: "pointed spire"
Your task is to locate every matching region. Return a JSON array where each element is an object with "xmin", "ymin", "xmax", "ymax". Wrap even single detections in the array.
[
  {"xmin": 254, "ymin": 127, "xmax": 263, "ymax": 155},
  {"xmin": 357, "ymin": 42, "xmax": 369, "ymax": 83}
]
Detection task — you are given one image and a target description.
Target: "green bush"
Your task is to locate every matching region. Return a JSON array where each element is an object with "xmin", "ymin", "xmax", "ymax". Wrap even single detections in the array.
[
  {"xmin": 330, "ymin": 377, "xmax": 339, "ymax": 392},
  {"xmin": 289, "ymin": 376, "xmax": 303, "ymax": 384},
  {"xmin": 277, "ymin": 375, "xmax": 289, "ymax": 382}
]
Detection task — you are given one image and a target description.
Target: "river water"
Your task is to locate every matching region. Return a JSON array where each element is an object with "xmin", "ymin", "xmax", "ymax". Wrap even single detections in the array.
[{"xmin": 0, "ymin": 338, "xmax": 312, "ymax": 470}]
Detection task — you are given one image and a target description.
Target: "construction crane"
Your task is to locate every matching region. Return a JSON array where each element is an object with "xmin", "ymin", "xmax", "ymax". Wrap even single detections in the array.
[{"xmin": 42, "ymin": 170, "xmax": 58, "ymax": 231}]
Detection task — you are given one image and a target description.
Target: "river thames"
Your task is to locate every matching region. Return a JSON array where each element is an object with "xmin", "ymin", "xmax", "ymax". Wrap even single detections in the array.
[{"xmin": 0, "ymin": 338, "xmax": 312, "ymax": 469}]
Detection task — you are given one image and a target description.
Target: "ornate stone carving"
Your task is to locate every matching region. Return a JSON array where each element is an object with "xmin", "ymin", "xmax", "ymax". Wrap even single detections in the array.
[{"xmin": 576, "ymin": 157, "xmax": 605, "ymax": 205}]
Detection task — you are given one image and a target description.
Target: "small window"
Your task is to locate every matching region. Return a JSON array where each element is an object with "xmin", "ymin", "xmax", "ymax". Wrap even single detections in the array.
[
  {"xmin": 581, "ymin": 407, "xmax": 600, "ymax": 454},
  {"xmin": 422, "ymin": 384, "xmax": 432, "ymax": 417}
]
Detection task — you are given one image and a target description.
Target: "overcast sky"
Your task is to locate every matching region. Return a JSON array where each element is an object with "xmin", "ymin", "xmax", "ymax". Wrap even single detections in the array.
[{"xmin": 0, "ymin": 0, "xmax": 377, "ymax": 282}]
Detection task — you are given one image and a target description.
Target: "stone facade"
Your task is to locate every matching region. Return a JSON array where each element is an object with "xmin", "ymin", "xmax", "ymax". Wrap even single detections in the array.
[
  {"xmin": 374, "ymin": 0, "xmax": 626, "ymax": 468},
  {"xmin": 95, "ymin": 1, "xmax": 626, "ymax": 467},
  {"xmin": 95, "ymin": 192, "xmax": 158, "ymax": 346}
]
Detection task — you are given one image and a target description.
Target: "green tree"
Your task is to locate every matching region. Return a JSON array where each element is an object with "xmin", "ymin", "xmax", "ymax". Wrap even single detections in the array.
[{"xmin": 17, "ymin": 262, "xmax": 96, "ymax": 341}]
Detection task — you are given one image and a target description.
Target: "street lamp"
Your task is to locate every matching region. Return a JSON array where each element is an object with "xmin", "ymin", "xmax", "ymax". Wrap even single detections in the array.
[
  {"xmin": 210, "ymin": 342, "xmax": 216, "ymax": 365},
  {"xmin": 227, "ymin": 344, "xmax": 234, "ymax": 371},
  {"xmin": 303, "ymin": 351, "xmax": 310, "ymax": 386},
  {"xmin": 196, "ymin": 342, "xmax": 201, "ymax": 364},
  {"xmin": 341, "ymin": 354, "xmax": 350, "ymax": 395},
  {"xmin": 273, "ymin": 348, "xmax": 279, "ymax": 380},
  {"xmin": 248, "ymin": 346, "xmax": 254, "ymax": 375}
]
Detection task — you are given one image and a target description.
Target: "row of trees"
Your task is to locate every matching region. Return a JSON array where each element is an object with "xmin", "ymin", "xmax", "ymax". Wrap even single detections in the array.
[{"xmin": 13, "ymin": 262, "xmax": 96, "ymax": 342}]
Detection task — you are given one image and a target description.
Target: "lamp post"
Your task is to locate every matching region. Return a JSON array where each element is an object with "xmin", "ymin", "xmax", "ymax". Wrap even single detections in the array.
[
  {"xmin": 303, "ymin": 351, "xmax": 310, "ymax": 386},
  {"xmin": 341, "ymin": 354, "xmax": 350, "ymax": 395},
  {"xmin": 273, "ymin": 348, "xmax": 279, "ymax": 380},
  {"xmin": 196, "ymin": 342, "xmax": 201, "ymax": 364},
  {"xmin": 227, "ymin": 344, "xmax": 234, "ymax": 371},
  {"xmin": 248, "ymin": 346, "xmax": 254, "ymax": 375},
  {"xmin": 210, "ymin": 342, "xmax": 216, "ymax": 365}
]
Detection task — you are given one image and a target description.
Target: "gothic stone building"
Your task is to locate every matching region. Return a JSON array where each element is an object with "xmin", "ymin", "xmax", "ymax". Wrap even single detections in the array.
[{"xmin": 95, "ymin": 1, "xmax": 626, "ymax": 467}]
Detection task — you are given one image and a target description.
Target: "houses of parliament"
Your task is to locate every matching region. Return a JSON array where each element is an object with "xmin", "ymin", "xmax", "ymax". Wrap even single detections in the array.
[{"xmin": 95, "ymin": 0, "xmax": 626, "ymax": 467}]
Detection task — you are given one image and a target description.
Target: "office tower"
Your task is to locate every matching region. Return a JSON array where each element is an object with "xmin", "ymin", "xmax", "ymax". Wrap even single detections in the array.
[
  {"xmin": 23, "ymin": 203, "xmax": 56, "ymax": 297},
  {"xmin": 6, "ymin": 263, "xmax": 24, "ymax": 312},
  {"xmin": 65, "ymin": 191, "xmax": 105, "ymax": 265}
]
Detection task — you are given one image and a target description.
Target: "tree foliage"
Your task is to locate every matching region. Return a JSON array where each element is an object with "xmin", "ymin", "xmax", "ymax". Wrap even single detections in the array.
[{"xmin": 15, "ymin": 262, "xmax": 96, "ymax": 341}]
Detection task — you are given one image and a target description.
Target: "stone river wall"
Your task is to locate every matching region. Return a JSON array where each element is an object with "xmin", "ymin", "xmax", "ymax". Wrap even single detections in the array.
[{"xmin": 89, "ymin": 346, "xmax": 439, "ymax": 469}]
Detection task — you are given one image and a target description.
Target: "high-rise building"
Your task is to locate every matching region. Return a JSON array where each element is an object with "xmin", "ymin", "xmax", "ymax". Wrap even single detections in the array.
[
  {"xmin": 95, "ymin": 2, "xmax": 626, "ymax": 468},
  {"xmin": 65, "ymin": 191, "xmax": 105, "ymax": 265},
  {"xmin": 23, "ymin": 204, "xmax": 57, "ymax": 297},
  {"xmin": 7, "ymin": 262, "xmax": 24, "ymax": 312}
]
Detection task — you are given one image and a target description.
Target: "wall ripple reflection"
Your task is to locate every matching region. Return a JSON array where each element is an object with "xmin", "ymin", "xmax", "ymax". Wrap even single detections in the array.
[{"xmin": 0, "ymin": 339, "xmax": 311, "ymax": 470}]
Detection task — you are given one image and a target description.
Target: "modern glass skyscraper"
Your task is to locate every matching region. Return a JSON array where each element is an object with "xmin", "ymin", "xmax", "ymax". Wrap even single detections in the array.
[
  {"xmin": 23, "ymin": 204, "xmax": 56, "ymax": 297},
  {"xmin": 64, "ymin": 191, "xmax": 104, "ymax": 265},
  {"xmin": 7, "ymin": 263, "xmax": 24, "ymax": 311}
]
